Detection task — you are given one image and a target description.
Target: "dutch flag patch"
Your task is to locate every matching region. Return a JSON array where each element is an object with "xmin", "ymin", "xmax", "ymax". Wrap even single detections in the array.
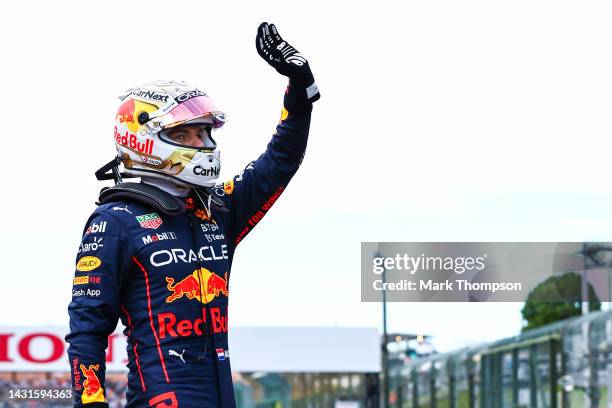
[{"xmin": 216, "ymin": 348, "xmax": 229, "ymax": 361}]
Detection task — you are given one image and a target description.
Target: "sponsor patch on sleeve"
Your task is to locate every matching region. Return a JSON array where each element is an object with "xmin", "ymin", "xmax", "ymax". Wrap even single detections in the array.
[
  {"xmin": 84, "ymin": 221, "xmax": 107, "ymax": 235},
  {"xmin": 79, "ymin": 364, "xmax": 105, "ymax": 403},
  {"xmin": 76, "ymin": 256, "xmax": 102, "ymax": 272},
  {"xmin": 73, "ymin": 275, "xmax": 102, "ymax": 285},
  {"xmin": 73, "ymin": 276, "xmax": 89, "ymax": 285}
]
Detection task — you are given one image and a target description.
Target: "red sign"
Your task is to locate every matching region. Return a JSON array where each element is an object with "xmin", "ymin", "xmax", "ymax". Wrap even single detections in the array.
[{"xmin": 0, "ymin": 328, "xmax": 127, "ymax": 372}]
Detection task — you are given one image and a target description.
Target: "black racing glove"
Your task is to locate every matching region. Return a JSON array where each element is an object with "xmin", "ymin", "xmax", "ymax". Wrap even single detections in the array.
[{"xmin": 256, "ymin": 22, "xmax": 320, "ymax": 107}]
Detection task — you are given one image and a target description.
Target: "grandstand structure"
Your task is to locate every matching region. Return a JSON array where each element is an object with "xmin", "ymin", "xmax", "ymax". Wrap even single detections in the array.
[{"xmin": 389, "ymin": 310, "xmax": 612, "ymax": 408}]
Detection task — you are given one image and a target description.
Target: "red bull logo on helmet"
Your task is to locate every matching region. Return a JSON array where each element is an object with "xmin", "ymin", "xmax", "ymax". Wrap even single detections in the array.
[
  {"xmin": 115, "ymin": 98, "xmax": 158, "ymax": 133},
  {"xmin": 80, "ymin": 364, "xmax": 104, "ymax": 404},
  {"xmin": 165, "ymin": 268, "xmax": 228, "ymax": 305},
  {"xmin": 114, "ymin": 126, "xmax": 154, "ymax": 155},
  {"xmin": 116, "ymin": 99, "xmax": 135, "ymax": 124}
]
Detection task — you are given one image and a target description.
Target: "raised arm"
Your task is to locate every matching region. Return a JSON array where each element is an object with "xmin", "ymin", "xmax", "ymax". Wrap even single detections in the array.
[{"xmin": 223, "ymin": 23, "xmax": 320, "ymax": 248}]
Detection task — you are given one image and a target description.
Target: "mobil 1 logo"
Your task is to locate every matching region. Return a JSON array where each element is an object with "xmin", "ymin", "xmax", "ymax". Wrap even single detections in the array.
[{"xmin": 142, "ymin": 231, "xmax": 178, "ymax": 245}]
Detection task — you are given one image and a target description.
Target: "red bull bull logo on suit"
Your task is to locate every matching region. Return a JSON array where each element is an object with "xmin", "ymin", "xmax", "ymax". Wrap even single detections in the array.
[
  {"xmin": 165, "ymin": 268, "xmax": 228, "ymax": 304},
  {"xmin": 80, "ymin": 364, "xmax": 104, "ymax": 404}
]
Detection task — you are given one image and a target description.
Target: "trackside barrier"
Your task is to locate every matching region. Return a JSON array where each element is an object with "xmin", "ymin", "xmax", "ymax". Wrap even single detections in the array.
[{"xmin": 390, "ymin": 310, "xmax": 612, "ymax": 408}]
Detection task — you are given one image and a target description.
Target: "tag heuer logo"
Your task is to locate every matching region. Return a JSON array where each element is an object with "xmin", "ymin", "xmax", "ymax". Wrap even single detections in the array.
[{"xmin": 136, "ymin": 213, "xmax": 163, "ymax": 229}]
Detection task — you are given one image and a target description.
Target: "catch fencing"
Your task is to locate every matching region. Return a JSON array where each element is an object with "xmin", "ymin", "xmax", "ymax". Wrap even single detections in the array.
[{"xmin": 390, "ymin": 310, "xmax": 612, "ymax": 408}]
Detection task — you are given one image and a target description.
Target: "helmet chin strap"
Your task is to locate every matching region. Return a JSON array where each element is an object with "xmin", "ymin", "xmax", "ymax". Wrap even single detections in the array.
[
  {"xmin": 95, "ymin": 157, "xmax": 136, "ymax": 183},
  {"xmin": 141, "ymin": 176, "xmax": 191, "ymax": 197}
]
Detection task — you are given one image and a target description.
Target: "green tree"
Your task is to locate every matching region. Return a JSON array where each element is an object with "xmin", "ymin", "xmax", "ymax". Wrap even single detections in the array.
[{"xmin": 521, "ymin": 272, "xmax": 600, "ymax": 332}]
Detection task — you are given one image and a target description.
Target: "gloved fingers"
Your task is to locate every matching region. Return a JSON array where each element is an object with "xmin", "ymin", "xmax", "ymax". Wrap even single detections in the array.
[
  {"xmin": 256, "ymin": 21, "xmax": 314, "ymax": 83},
  {"xmin": 269, "ymin": 24, "xmax": 301, "ymax": 60},
  {"xmin": 269, "ymin": 24, "xmax": 283, "ymax": 42},
  {"xmin": 256, "ymin": 22, "xmax": 270, "ymax": 60},
  {"xmin": 267, "ymin": 23, "xmax": 294, "ymax": 64},
  {"xmin": 257, "ymin": 22, "xmax": 282, "ymax": 64},
  {"xmin": 257, "ymin": 22, "xmax": 270, "ymax": 40},
  {"xmin": 256, "ymin": 36, "xmax": 267, "ymax": 60}
]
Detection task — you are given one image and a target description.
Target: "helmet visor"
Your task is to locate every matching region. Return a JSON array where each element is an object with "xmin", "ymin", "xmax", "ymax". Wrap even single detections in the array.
[
  {"xmin": 158, "ymin": 96, "xmax": 224, "ymax": 129},
  {"xmin": 159, "ymin": 124, "xmax": 217, "ymax": 151}
]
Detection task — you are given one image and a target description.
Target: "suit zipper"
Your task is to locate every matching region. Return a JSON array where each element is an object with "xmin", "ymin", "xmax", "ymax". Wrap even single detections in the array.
[{"xmin": 188, "ymin": 212, "xmax": 210, "ymax": 355}]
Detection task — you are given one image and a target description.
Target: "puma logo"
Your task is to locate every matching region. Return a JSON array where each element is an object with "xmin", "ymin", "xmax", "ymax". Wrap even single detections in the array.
[
  {"xmin": 112, "ymin": 205, "xmax": 132, "ymax": 214},
  {"xmin": 169, "ymin": 349, "xmax": 186, "ymax": 363}
]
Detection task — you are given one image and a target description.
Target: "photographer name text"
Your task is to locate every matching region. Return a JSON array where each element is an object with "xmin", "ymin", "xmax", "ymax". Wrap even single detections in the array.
[{"xmin": 373, "ymin": 279, "xmax": 522, "ymax": 293}]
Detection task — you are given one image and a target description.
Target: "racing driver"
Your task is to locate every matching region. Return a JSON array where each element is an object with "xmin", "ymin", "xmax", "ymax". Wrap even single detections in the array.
[{"xmin": 66, "ymin": 22, "xmax": 319, "ymax": 408}]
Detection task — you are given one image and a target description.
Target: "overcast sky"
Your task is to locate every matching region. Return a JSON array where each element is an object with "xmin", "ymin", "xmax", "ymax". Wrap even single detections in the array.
[{"xmin": 1, "ymin": 0, "xmax": 611, "ymax": 352}]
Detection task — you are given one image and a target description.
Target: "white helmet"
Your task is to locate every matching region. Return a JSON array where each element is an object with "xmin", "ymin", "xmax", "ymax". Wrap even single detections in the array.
[{"xmin": 114, "ymin": 80, "xmax": 226, "ymax": 188}]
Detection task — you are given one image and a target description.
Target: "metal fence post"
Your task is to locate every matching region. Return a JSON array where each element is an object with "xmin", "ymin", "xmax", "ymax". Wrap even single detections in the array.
[
  {"xmin": 512, "ymin": 348, "xmax": 518, "ymax": 407},
  {"xmin": 549, "ymin": 339, "xmax": 558, "ymax": 408}
]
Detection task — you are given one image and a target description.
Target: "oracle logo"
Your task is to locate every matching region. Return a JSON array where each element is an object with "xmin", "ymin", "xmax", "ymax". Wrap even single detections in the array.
[{"xmin": 175, "ymin": 89, "xmax": 206, "ymax": 103}]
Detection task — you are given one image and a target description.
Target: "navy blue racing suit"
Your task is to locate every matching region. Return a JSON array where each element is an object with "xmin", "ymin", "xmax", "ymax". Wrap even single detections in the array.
[{"xmin": 66, "ymin": 88, "xmax": 312, "ymax": 407}]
